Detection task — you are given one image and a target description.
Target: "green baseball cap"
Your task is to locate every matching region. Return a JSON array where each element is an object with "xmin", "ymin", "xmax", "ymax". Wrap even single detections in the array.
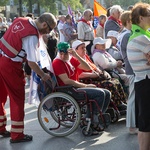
[{"xmin": 57, "ymin": 42, "xmax": 70, "ymax": 53}]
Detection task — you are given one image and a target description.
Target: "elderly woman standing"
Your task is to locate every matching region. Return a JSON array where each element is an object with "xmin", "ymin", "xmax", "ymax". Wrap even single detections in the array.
[
  {"xmin": 104, "ymin": 5, "xmax": 123, "ymax": 38},
  {"xmin": 127, "ymin": 2, "xmax": 150, "ymax": 150},
  {"xmin": 117, "ymin": 11, "xmax": 138, "ymax": 134},
  {"xmin": 63, "ymin": 14, "xmax": 78, "ymax": 44}
]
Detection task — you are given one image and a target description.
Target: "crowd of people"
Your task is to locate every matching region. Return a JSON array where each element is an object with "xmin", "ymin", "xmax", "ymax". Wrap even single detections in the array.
[
  {"xmin": 0, "ymin": 16, "xmax": 11, "ymax": 39},
  {"xmin": 0, "ymin": 2, "xmax": 150, "ymax": 150}
]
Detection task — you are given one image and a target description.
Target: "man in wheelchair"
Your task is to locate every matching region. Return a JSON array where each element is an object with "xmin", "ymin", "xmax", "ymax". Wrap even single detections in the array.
[{"xmin": 52, "ymin": 42, "xmax": 111, "ymax": 135}]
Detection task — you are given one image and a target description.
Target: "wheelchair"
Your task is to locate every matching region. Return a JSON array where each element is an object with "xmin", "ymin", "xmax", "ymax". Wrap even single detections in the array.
[{"xmin": 37, "ymin": 73, "xmax": 111, "ymax": 137}]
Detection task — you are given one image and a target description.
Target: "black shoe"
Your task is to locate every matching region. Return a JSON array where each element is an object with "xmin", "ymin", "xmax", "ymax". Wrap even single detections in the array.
[
  {"xmin": 117, "ymin": 103, "xmax": 127, "ymax": 111},
  {"xmin": 0, "ymin": 131, "xmax": 10, "ymax": 137},
  {"xmin": 102, "ymin": 113, "xmax": 111, "ymax": 127},
  {"xmin": 97, "ymin": 113, "xmax": 111, "ymax": 129},
  {"xmin": 10, "ymin": 134, "xmax": 33, "ymax": 143},
  {"xmin": 120, "ymin": 110, "xmax": 126, "ymax": 116}
]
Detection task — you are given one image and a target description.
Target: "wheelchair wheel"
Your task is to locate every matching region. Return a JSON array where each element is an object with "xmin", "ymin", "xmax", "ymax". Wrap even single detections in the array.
[
  {"xmin": 38, "ymin": 92, "xmax": 81, "ymax": 137},
  {"xmin": 81, "ymin": 126, "xmax": 93, "ymax": 136}
]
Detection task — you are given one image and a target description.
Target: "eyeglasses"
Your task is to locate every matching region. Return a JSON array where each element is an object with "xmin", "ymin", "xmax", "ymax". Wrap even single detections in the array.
[{"xmin": 45, "ymin": 21, "xmax": 53, "ymax": 32}]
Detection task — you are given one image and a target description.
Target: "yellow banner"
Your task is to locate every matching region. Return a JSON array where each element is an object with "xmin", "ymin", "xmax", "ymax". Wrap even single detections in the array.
[{"xmin": 94, "ymin": 0, "xmax": 107, "ymax": 16}]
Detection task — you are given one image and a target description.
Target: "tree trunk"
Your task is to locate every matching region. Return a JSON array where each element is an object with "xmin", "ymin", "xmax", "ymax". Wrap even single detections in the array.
[{"xmin": 19, "ymin": 0, "xmax": 22, "ymax": 16}]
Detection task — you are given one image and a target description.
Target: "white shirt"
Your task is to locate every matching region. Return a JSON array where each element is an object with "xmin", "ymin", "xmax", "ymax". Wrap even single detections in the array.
[
  {"xmin": 57, "ymin": 21, "xmax": 65, "ymax": 42},
  {"xmin": 0, "ymin": 22, "xmax": 7, "ymax": 31},
  {"xmin": 92, "ymin": 50, "xmax": 117, "ymax": 69}
]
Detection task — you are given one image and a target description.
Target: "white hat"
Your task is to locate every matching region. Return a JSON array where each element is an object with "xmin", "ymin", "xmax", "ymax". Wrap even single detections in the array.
[
  {"xmin": 107, "ymin": 30, "xmax": 119, "ymax": 38},
  {"xmin": 93, "ymin": 37, "xmax": 112, "ymax": 49},
  {"xmin": 72, "ymin": 40, "xmax": 90, "ymax": 50}
]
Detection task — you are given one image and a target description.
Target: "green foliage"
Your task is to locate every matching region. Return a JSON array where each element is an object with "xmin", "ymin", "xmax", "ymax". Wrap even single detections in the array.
[
  {"xmin": 41, "ymin": 0, "xmax": 57, "ymax": 15},
  {"xmin": 61, "ymin": 0, "xmax": 83, "ymax": 12},
  {"xmin": 3, "ymin": 0, "xmax": 147, "ymax": 17},
  {"xmin": 0, "ymin": 0, "xmax": 9, "ymax": 6},
  {"xmin": 25, "ymin": 0, "xmax": 57, "ymax": 15},
  {"xmin": 104, "ymin": 0, "xmax": 140, "ymax": 9}
]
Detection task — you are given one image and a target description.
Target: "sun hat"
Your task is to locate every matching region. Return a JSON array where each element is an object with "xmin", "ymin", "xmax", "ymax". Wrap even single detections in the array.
[
  {"xmin": 93, "ymin": 37, "xmax": 112, "ymax": 49},
  {"xmin": 72, "ymin": 40, "xmax": 90, "ymax": 50},
  {"xmin": 107, "ymin": 30, "xmax": 119, "ymax": 39},
  {"xmin": 57, "ymin": 42, "xmax": 70, "ymax": 53}
]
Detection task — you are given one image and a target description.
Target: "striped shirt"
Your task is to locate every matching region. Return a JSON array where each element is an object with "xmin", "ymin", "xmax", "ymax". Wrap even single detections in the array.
[
  {"xmin": 127, "ymin": 35, "xmax": 150, "ymax": 82},
  {"xmin": 77, "ymin": 21, "xmax": 94, "ymax": 41}
]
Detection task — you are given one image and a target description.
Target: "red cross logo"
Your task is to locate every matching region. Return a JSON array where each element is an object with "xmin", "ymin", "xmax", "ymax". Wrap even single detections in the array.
[{"xmin": 12, "ymin": 21, "xmax": 25, "ymax": 33}]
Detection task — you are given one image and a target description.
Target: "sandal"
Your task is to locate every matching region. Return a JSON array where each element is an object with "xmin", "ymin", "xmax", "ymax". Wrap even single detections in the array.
[
  {"xmin": 10, "ymin": 134, "xmax": 33, "ymax": 143},
  {"xmin": 0, "ymin": 131, "xmax": 10, "ymax": 137}
]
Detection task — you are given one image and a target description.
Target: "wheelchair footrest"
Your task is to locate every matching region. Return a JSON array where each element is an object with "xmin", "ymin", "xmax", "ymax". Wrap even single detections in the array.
[{"xmin": 99, "ymin": 113, "xmax": 111, "ymax": 128}]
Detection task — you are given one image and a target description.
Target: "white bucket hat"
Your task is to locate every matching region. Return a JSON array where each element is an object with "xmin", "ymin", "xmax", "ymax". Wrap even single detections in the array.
[
  {"xmin": 107, "ymin": 30, "xmax": 119, "ymax": 39},
  {"xmin": 72, "ymin": 40, "xmax": 90, "ymax": 50},
  {"xmin": 93, "ymin": 37, "xmax": 112, "ymax": 49}
]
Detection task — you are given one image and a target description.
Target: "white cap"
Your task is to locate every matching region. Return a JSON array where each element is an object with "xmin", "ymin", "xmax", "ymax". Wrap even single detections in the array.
[
  {"xmin": 72, "ymin": 40, "xmax": 90, "ymax": 49},
  {"xmin": 107, "ymin": 30, "xmax": 119, "ymax": 38},
  {"xmin": 93, "ymin": 37, "xmax": 112, "ymax": 49}
]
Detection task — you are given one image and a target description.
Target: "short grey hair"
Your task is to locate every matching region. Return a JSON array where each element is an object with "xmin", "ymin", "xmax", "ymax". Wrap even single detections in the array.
[
  {"xmin": 83, "ymin": 9, "xmax": 93, "ymax": 17},
  {"xmin": 110, "ymin": 5, "xmax": 123, "ymax": 15}
]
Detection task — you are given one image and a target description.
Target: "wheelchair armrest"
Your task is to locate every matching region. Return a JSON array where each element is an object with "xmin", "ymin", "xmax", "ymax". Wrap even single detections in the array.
[
  {"xmin": 55, "ymin": 85, "xmax": 74, "ymax": 91},
  {"xmin": 55, "ymin": 85, "xmax": 87, "ymax": 101}
]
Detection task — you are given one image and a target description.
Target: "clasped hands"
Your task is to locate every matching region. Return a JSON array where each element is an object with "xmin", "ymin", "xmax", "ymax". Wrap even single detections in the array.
[{"xmin": 145, "ymin": 52, "xmax": 150, "ymax": 65}]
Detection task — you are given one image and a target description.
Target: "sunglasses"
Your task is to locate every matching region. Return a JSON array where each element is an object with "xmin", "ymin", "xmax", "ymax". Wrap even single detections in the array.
[{"xmin": 45, "ymin": 21, "xmax": 53, "ymax": 32}]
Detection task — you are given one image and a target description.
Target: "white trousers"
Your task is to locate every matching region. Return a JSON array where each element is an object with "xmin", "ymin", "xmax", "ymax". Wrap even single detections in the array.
[{"xmin": 126, "ymin": 75, "xmax": 136, "ymax": 127}]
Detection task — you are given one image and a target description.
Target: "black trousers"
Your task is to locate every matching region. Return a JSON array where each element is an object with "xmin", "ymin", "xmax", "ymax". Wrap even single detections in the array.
[{"xmin": 86, "ymin": 40, "xmax": 93, "ymax": 56}]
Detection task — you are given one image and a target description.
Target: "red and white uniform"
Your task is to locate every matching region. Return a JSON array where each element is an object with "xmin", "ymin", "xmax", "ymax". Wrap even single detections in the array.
[{"xmin": 0, "ymin": 17, "xmax": 39, "ymax": 140}]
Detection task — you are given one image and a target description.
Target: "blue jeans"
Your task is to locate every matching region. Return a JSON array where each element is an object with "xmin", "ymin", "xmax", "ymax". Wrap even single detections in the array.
[{"xmin": 77, "ymin": 87, "xmax": 111, "ymax": 114}]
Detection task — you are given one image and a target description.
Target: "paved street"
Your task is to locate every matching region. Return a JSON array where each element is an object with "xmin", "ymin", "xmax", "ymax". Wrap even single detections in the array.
[{"xmin": 0, "ymin": 85, "xmax": 139, "ymax": 150}]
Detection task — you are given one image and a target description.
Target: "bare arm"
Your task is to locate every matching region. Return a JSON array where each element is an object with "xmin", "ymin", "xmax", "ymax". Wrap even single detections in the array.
[
  {"xmin": 60, "ymin": 29, "xmax": 65, "ymax": 35},
  {"xmin": 68, "ymin": 48, "xmax": 92, "ymax": 71},
  {"xmin": 79, "ymin": 72, "xmax": 99, "ymax": 79},
  {"xmin": 58, "ymin": 73, "xmax": 96, "ymax": 88}
]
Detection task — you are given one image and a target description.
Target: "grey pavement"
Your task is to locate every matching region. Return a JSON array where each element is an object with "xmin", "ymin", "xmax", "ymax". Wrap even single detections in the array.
[{"xmin": 0, "ymin": 85, "xmax": 139, "ymax": 150}]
